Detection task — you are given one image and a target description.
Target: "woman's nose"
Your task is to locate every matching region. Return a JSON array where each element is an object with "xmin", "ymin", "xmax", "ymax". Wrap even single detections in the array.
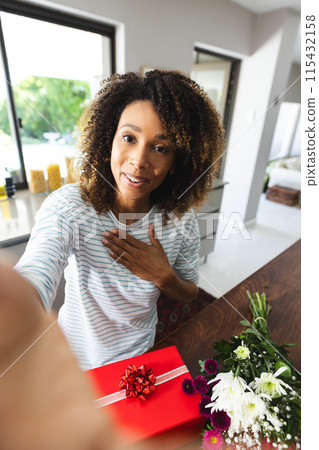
[{"xmin": 128, "ymin": 145, "xmax": 149, "ymax": 170}]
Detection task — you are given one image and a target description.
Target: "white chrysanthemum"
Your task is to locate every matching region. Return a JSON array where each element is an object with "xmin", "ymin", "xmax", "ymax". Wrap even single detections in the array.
[
  {"xmin": 251, "ymin": 368, "xmax": 292, "ymax": 398},
  {"xmin": 207, "ymin": 371, "xmax": 247, "ymax": 413},
  {"xmin": 234, "ymin": 341, "xmax": 250, "ymax": 360},
  {"xmin": 241, "ymin": 392, "xmax": 267, "ymax": 428},
  {"xmin": 228, "ymin": 410, "xmax": 242, "ymax": 434}
]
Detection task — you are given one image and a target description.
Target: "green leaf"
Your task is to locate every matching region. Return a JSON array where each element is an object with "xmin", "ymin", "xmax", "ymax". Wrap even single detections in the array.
[
  {"xmin": 262, "ymin": 344, "xmax": 278, "ymax": 355},
  {"xmin": 240, "ymin": 320, "xmax": 251, "ymax": 327},
  {"xmin": 245, "ymin": 328, "xmax": 261, "ymax": 337},
  {"xmin": 198, "ymin": 360, "xmax": 206, "ymax": 373},
  {"xmin": 274, "ymin": 361, "xmax": 291, "ymax": 377},
  {"xmin": 272, "ymin": 393, "xmax": 283, "ymax": 399}
]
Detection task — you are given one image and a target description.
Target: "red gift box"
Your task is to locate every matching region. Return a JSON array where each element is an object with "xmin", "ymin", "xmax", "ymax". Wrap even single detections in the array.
[{"xmin": 86, "ymin": 346, "xmax": 204, "ymax": 449}]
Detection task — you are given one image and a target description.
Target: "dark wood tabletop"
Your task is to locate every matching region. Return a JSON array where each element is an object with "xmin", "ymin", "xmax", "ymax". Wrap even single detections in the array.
[{"xmin": 149, "ymin": 240, "xmax": 301, "ymax": 378}]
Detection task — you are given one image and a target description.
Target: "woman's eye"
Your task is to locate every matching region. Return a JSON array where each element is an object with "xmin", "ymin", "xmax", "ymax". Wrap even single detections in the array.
[
  {"xmin": 154, "ymin": 145, "xmax": 168, "ymax": 154},
  {"xmin": 122, "ymin": 134, "xmax": 135, "ymax": 143}
]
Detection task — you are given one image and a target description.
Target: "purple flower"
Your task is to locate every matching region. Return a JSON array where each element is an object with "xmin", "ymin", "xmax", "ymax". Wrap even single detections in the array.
[
  {"xmin": 192, "ymin": 375, "xmax": 209, "ymax": 394},
  {"xmin": 210, "ymin": 409, "xmax": 231, "ymax": 431},
  {"xmin": 182, "ymin": 378, "xmax": 195, "ymax": 395},
  {"xmin": 198, "ymin": 395, "xmax": 211, "ymax": 417},
  {"xmin": 204, "ymin": 359, "xmax": 218, "ymax": 375}
]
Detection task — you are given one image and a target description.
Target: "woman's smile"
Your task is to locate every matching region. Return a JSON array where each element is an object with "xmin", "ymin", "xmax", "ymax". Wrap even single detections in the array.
[{"xmin": 123, "ymin": 172, "xmax": 149, "ymax": 185}]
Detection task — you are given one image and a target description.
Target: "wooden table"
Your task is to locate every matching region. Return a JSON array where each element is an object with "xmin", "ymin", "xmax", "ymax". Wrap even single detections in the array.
[{"xmin": 149, "ymin": 240, "xmax": 301, "ymax": 377}]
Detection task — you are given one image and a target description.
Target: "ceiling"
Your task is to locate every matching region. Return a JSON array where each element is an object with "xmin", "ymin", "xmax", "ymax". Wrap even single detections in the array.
[
  {"xmin": 229, "ymin": 0, "xmax": 301, "ymax": 15},
  {"xmin": 229, "ymin": 0, "xmax": 301, "ymax": 64}
]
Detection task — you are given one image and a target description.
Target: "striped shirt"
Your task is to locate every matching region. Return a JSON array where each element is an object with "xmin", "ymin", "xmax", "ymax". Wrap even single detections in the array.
[{"xmin": 15, "ymin": 184, "xmax": 200, "ymax": 370}]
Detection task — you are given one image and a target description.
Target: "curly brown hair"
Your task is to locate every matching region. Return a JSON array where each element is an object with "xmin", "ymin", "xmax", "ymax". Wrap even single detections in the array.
[{"xmin": 78, "ymin": 70, "xmax": 225, "ymax": 222}]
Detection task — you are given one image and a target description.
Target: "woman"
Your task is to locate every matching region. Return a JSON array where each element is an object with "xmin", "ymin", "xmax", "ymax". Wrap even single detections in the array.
[{"xmin": 15, "ymin": 70, "xmax": 225, "ymax": 370}]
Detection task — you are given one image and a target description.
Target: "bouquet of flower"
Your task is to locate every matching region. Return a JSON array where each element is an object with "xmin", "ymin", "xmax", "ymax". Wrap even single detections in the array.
[{"xmin": 182, "ymin": 291, "xmax": 301, "ymax": 450}]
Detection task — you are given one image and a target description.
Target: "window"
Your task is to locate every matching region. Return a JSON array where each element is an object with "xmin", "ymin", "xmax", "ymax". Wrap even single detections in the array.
[
  {"xmin": 268, "ymin": 102, "xmax": 301, "ymax": 161},
  {"xmin": 0, "ymin": 0, "xmax": 115, "ymax": 190}
]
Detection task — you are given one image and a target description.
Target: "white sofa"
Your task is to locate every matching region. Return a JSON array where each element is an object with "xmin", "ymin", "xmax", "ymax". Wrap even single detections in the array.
[{"xmin": 267, "ymin": 156, "xmax": 301, "ymax": 191}]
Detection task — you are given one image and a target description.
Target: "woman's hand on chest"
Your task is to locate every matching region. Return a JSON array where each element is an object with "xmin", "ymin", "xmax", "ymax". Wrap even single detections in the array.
[{"xmin": 102, "ymin": 224, "xmax": 173, "ymax": 286}]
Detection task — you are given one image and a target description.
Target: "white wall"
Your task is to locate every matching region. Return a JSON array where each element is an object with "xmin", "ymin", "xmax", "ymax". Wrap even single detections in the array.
[
  {"xmin": 29, "ymin": 0, "xmax": 255, "ymax": 72},
  {"xmin": 244, "ymin": 9, "xmax": 300, "ymax": 221},
  {"xmin": 23, "ymin": 0, "xmax": 300, "ymax": 223}
]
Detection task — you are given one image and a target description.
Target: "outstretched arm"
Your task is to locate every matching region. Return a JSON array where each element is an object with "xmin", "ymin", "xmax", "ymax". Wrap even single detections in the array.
[{"xmin": 0, "ymin": 262, "xmax": 114, "ymax": 450}]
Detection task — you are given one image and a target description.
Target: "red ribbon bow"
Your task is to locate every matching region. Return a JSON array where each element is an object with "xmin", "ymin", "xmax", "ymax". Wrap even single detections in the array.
[{"xmin": 119, "ymin": 364, "xmax": 156, "ymax": 401}]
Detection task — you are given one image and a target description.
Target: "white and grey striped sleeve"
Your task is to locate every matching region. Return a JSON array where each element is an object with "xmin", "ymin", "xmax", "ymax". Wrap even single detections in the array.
[
  {"xmin": 14, "ymin": 191, "xmax": 74, "ymax": 310},
  {"xmin": 172, "ymin": 211, "xmax": 200, "ymax": 285}
]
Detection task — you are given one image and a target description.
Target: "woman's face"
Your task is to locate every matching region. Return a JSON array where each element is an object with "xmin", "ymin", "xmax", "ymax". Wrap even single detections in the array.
[{"xmin": 111, "ymin": 100, "xmax": 175, "ymax": 213}]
